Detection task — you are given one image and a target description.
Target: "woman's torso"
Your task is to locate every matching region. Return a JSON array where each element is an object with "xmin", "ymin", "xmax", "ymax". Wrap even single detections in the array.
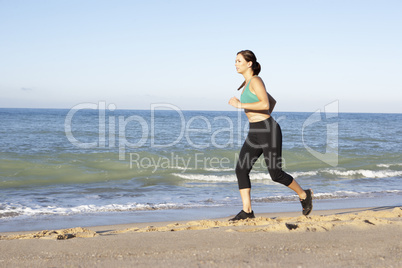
[{"xmin": 241, "ymin": 76, "xmax": 271, "ymax": 123}]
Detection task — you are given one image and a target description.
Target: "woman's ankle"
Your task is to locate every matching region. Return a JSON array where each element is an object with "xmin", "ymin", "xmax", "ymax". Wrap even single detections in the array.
[{"xmin": 299, "ymin": 191, "xmax": 307, "ymax": 200}]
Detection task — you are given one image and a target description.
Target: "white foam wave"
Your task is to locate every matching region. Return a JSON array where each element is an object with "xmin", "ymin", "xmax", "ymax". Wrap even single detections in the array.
[
  {"xmin": 174, "ymin": 168, "xmax": 401, "ymax": 183},
  {"xmin": 325, "ymin": 169, "xmax": 402, "ymax": 178},
  {"xmin": 172, "ymin": 166, "xmax": 193, "ymax": 170},
  {"xmin": 290, "ymin": 169, "xmax": 402, "ymax": 179},
  {"xmin": 313, "ymin": 191, "xmax": 361, "ymax": 198},
  {"xmin": 377, "ymin": 164, "xmax": 390, "ymax": 168},
  {"xmin": 313, "ymin": 190, "xmax": 402, "ymax": 199},
  {"xmin": 174, "ymin": 172, "xmax": 275, "ymax": 183},
  {"xmin": 168, "ymin": 166, "xmax": 233, "ymax": 172},
  {"xmin": 377, "ymin": 163, "xmax": 402, "ymax": 168},
  {"xmin": 0, "ymin": 202, "xmax": 191, "ymax": 218},
  {"xmin": 203, "ymin": 167, "xmax": 233, "ymax": 172},
  {"xmin": 174, "ymin": 173, "xmax": 237, "ymax": 182},
  {"xmin": 253, "ymin": 189, "xmax": 402, "ymax": 203},
  {"xmin": 2, "ymin": 189, "xmax": 400, "ymax": 219},
  {"xmin": 291, "ymin": 171, "xmax": 318, "ymax": 178}
]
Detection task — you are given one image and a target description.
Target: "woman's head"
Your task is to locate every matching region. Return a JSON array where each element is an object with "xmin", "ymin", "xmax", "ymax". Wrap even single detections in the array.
[
  {"xmin": 236, "ymin": 50, "xmax": 261, "ymax": 90},
  {"xmin": 236, "ymin": 50, "xmax": 261, "ymax": 76}
]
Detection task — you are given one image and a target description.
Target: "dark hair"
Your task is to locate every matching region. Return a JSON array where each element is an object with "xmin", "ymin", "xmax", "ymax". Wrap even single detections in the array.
[{"xmin": 237, "ymin": 50, "xmax": 261, "ymax": 90}]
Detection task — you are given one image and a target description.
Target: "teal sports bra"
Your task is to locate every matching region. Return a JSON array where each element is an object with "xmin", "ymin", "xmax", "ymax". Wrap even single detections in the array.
[{"xmin": 240, "ymin": 77, "xmax": 259, "ymax": 104}]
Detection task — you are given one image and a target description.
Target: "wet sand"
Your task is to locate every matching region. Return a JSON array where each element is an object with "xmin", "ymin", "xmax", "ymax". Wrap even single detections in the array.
[{"xmin": 0, "ymin": 207, "xmax": 401, "ymax": 267}]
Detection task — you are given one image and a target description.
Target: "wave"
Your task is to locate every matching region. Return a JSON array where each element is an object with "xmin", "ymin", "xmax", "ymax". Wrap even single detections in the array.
[
  {"xmin": 173, "ymin": 172, "xmax": 276, "ymax": 184},
  {"xmin": 291, "ymin": 168, "xmax": 402, "ymax": 179},
  {"xmin": 377, "ymin": 163, "xmax": 402, "ymax": 168},
  {"xmin": 0, "ymin": 201, "xmax": 222, "ymax": 219},
  {"xmin": 2, "ymin": 189, "xmax": 400, "ymax": 220},
  {"xmin": 203, "ymin": 167, "xmax": 233, "ymax": 172},
  {"xmin": 173, "ymin": 168, "xmax": 401, "ymax": 184},
  {"xmin": 174, "ymin": 173, "xmax": 237, "ymax": 182},
  {"xmin": 253, "ymin": 190, "xmax": 402, "ymax": 203},
  {"xmin": 324, "ymin": 169, "xmax": 402, "ymax": 179},
  {"xmin": 167, "ymin": 166, "xmax": 233, "ymax": 172},
  {"xmin": 313, "ymin": 190, "xmax": 402, "ymax": 199},
  {"xmin": 291, "ymin": 171, "xmax": 318, "ymax": 178}
]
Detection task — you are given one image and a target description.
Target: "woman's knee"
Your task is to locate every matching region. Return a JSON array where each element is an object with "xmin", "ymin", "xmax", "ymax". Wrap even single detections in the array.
[
  {"xmin": 268, "ymin": 168, "xmax": 293, "ymax": 186},
  {"xmin": 236, "ymin": 164, "xmax": 252, "ymax": 189},
  {"xmin": 235, "ymin": 164, "xmax": 249, "ymax": 178}
]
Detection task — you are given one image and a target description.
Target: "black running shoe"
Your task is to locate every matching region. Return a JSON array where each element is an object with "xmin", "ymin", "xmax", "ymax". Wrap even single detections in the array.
[
  {"xmin": 229, "ymin": 210, "xmax": 255, "ymax": 221},
  {"xmin": 300, "ymin": 189, "xmax": 313, "ymax": 216}
]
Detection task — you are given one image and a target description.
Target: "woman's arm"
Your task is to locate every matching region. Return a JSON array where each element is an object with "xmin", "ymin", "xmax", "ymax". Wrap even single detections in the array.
[
  {"xmin": 228, "ymin": 77, "xmax": 270, "ymax": 110},
  {"xmin": 267, "ymin": 92, "xmax": 276, "ymax": 114}
]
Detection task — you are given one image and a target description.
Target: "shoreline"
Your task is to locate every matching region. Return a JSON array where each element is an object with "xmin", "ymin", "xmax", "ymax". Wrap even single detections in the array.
[
  {"xmin": 1, "ymin": 194, "xmax": 400, "ymax": 233},
  {"xmin": 1, "ymin": 206, "xmax": 400, "ymax": 237},
  {"xmin": 0, "ymin": 206, "xmax": 401, "ymax": 267}
]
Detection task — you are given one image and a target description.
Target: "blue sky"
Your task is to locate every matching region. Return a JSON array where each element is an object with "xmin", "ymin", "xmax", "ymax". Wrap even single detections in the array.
[{"xmin": 1, "ymin": 0, "xmax": 401, "ymax": 113}]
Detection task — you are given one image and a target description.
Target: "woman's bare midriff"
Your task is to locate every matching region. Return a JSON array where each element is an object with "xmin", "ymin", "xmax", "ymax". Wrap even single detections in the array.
[{"xmin": 244, "ymin": 109, "xmax": 271, "ymax": 122}]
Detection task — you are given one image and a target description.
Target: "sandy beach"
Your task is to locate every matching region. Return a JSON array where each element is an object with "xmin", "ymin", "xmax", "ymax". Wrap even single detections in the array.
[{"xmin": 0, "ymin": 206, "xmax": 401, "ymax": 267}]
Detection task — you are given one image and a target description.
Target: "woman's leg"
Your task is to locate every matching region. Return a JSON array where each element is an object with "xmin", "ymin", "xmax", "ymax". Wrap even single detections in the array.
[
  {"xmin": 239, "ymin": 188, "xmax": 252, "ymax": 213},
  {"xmin": 261, "ymin": 118, "xmax": 307, "ymax": 199},
  {"xmin": 235, "ymin": 133, "xmax": 263, "ymax": 213},
  {"xmin": 260, "ymin": 118, "xmax": 313, "ymax": 214},
  {"xmin": 287, "ymin": 179, "xmax": 306, "ymax": 199}
]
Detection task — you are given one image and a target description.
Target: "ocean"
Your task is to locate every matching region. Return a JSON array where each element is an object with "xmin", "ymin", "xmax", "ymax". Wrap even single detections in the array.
[{"xmin": 0, "ymin": 106, "xmax": 401, "ymax": 232}]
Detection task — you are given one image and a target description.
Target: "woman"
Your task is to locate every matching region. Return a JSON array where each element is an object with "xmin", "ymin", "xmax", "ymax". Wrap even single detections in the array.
[{"xmin": 228, "ymin": 50, "xmax": 313, "ymax": 221}]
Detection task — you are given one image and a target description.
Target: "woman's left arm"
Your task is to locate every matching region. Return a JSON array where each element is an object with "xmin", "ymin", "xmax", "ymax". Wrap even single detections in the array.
[{"xmin": 267, "ymin": 92, "xmax": 276, "ymax": 114}]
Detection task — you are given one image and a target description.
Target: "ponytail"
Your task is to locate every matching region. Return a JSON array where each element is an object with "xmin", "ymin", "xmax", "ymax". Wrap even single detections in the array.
[{"xmin": 253, "ymin": 61, "xmax": 261, "ymax": 76}]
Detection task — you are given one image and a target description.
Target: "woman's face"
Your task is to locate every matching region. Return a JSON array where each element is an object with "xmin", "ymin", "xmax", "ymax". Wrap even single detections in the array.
[{"xmin": 235, "ymin": 53, "xmax": 251, "ymax": 74}]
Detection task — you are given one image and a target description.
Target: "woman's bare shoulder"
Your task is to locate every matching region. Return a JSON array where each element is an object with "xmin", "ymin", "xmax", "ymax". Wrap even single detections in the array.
[{"xmin": 250, "ymin": 76, "xmax": 265, "ymax": 89}]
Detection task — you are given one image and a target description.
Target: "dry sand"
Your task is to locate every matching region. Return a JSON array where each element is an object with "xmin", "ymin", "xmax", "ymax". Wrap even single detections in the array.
[{"xmin": 0, "ymin": 206, "xmax": 401, "ymax": 267}]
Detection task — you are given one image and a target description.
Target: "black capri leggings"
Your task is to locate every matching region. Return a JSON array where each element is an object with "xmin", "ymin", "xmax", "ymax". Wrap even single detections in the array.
[{"xmin": 235, "ymin": 117, "xmax": 294, "ymax": 189}]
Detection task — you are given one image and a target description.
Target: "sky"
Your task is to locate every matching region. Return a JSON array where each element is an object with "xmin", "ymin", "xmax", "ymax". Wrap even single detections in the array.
[{"xmin": 0, "ymin": 0, "xmax": 401, "ymax": 113}]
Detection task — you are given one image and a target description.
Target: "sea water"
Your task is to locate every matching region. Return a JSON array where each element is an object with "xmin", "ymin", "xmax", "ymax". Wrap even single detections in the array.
[{"xmin": 0, "ymin": 107, "xmax": 401, "ymax": 232}]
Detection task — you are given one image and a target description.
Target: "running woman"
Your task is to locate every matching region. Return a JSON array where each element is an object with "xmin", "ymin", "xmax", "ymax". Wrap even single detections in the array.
[{"xmin": 228, "ymin": 50, "xmax": 313, "ymax": 221}]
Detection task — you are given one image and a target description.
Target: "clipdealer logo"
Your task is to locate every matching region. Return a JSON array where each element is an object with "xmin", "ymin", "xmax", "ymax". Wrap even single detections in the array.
[
  {"xmin": 64, "ymin": 102, "xmax": 246, "ymax": 160},
  {"xmin": 64, "ymin": 101, "xmax": 339, "ymax": 170},
  {"xmin": 302, "ymin": 100, "xmax": 339, "ymax": 167}
]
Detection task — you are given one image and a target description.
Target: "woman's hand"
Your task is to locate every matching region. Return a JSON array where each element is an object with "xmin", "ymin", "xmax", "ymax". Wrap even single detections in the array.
[{"xmin": 228, "ymin": 96, "xmax": 242, "ymax": 109}]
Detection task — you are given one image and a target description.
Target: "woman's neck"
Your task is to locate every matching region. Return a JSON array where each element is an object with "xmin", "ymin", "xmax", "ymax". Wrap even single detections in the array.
[{"xmin": 243, "ymin": 73, "xmax": 256, "ymax": 83}]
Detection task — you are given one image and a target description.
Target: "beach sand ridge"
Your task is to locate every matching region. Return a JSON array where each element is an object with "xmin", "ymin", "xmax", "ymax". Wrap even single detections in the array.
[{"xmin": 1, "ymin": 207, "xmax": 400, "ymax": 240}]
